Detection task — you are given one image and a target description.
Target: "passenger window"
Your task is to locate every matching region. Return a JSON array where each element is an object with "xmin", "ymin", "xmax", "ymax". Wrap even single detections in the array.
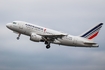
[{"xmin": 13, "ymin": 22, "xmax": 16, "ymax": 24}]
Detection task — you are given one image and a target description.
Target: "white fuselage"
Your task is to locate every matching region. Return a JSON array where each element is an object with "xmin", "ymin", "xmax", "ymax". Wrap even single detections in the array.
[{"xmin": 6, "ymin": 21, "xmax": 99, "ymax": 48}]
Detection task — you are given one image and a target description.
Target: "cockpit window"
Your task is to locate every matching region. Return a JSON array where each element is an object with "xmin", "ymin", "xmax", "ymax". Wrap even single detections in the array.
[{"xmin": 13, "ymin": 22, "xmax": 16, "ymax": 24}]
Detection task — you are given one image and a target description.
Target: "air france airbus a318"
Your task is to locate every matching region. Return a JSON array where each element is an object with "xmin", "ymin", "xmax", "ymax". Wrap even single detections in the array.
[{"xmin": 6, "ymin": 21, "xmax": 103, "ymax": 49}]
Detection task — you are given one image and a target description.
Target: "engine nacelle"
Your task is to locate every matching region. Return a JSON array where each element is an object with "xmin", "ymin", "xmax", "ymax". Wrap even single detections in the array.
[{"xmin": 30, "ymin": 33, "xmax": 42, "ymax": 42}]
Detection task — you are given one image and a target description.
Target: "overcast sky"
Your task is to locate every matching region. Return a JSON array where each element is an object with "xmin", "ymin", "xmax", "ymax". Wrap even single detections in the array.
[{"xmin": 0, "ymin": 0, "xmax": 105, "ymax": 70}]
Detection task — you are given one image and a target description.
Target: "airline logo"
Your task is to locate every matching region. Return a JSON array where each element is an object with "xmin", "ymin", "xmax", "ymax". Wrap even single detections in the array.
[
  {"xmin": 81, "ymin": 23, "xmax": 103, "ymax": 39},
  {"xmin": 44, "ymin": 28, "xmax": 46, "ymax": 32},
  {"xmin": 25, "ymin": 24, "xmax": 43, "ymax": 30}
]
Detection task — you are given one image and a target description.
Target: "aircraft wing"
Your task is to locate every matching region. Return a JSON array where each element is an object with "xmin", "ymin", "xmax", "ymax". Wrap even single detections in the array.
[{"xmin": 41, "ymin": 34, "xmax": 67, "ymax": 41}]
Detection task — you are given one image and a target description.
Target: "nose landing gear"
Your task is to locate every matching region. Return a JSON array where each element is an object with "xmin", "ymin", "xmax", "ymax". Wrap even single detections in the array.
[{"xmin": 17, "ymin": 33, "xmax": 21, "ymax": 40}]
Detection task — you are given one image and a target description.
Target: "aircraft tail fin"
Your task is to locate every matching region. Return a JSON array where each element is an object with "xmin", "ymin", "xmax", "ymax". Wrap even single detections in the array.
[{"xmin": 80, "ymin": 23, "xmax": 103, "ymax": 39}]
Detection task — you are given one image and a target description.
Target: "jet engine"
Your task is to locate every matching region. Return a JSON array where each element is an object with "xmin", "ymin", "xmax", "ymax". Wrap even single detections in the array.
[{"xmin": 30, "ymin": 33, "xmax": 42, "ymax": 42}]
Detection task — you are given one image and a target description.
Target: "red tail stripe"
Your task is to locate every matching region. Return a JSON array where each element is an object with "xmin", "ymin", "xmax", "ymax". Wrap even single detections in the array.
[{"xmin": 88, "ymin": 32, "xmax": 99, "ymax": 39}]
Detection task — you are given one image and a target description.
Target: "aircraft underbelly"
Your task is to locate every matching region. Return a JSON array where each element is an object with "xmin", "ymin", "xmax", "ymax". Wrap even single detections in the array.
[{"xmin": 58, "ymin": 39, "xmax": 74, "ymax": 46}]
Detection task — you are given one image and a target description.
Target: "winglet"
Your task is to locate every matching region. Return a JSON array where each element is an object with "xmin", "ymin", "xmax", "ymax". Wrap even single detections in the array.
[{"xmin": 80, "ymin": 23, "xmax": 103, "ymax": 39}]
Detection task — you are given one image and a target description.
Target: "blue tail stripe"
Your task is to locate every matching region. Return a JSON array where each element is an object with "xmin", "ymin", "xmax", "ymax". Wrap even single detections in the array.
[
  {"xmin": 81, "ymin": 23, "xmax": 103, "ymax": 37},
  {"xmin": 83, "ymin": 26, "xmax": 102, "ymax": 38}
]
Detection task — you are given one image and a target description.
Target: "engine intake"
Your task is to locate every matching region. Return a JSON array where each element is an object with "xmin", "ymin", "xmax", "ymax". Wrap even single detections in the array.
[{"xmin": 30, "ymin": 33, "xmax": 42, "ymax": 42}]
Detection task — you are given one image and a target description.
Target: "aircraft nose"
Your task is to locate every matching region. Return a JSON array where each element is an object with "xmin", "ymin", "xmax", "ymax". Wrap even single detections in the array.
[{"xmin": 6, "ymin": 23, "xmax": 12, "ymax": 28}]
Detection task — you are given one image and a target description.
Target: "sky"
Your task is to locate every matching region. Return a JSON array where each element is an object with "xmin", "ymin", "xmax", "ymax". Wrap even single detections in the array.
[{"xmin": 0, "ymin": 0, "xmax": 105, "ymax": 70}]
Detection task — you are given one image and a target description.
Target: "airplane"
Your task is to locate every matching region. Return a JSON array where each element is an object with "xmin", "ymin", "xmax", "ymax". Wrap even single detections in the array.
[{"xmin": 6, "ymin": 21, "xmax": 103, "ymax": 49}]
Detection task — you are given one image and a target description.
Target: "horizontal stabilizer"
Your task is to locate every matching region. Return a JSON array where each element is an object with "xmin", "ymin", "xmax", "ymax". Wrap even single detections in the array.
[
  {"xmin": 83, "ymin": 42, "xmax": 99, "ymax": 47},
  {"xmin": 84, "ymin": 42, "xmax": 97, "ymax": 44}
]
